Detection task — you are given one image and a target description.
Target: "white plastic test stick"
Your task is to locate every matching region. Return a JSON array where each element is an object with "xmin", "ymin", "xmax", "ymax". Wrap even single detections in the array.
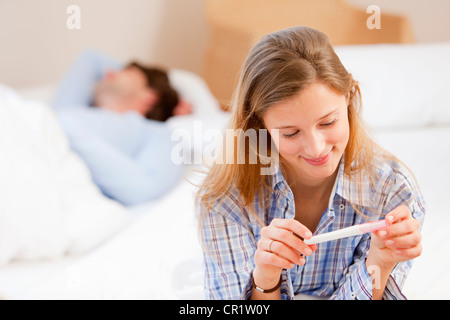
[{"xmin": 304, "ymin": 219, "xmax": 388, "ymax": 245}]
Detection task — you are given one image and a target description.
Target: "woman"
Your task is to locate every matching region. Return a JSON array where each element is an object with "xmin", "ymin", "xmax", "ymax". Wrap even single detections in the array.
[{"xmin": 196, "ymin": 26, "xmax": 425, "ymax": 300}]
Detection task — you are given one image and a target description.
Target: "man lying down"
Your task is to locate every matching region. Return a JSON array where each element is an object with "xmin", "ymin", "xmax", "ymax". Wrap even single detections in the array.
[{"xmin": 52, "ymin": 50, "xmax": 191, "ymax": 206}]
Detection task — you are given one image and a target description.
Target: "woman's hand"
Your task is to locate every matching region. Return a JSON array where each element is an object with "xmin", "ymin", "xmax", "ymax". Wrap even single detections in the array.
[
  {"xmin": 253, "ymin": 218, "xmax": 316, "ymax": 290},
  {"xmin": 369, "ymin": 205, "xmax": 422, "ymax": 269}
]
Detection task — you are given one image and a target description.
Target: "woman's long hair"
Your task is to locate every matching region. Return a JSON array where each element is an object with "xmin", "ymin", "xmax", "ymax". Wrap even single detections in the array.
[{"xmin": 196, "ymin": 26, "xmax": 398, "ymax": 235}]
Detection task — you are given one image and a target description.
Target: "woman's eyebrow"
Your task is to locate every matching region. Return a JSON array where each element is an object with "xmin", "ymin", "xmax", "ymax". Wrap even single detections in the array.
[
  {"xmin": 318, "ymin": 108, "xmax": 339, "ymax": 121},
  {"xmin": 275, "ymin": 108, "xmax": 339, "ymax": 129}
]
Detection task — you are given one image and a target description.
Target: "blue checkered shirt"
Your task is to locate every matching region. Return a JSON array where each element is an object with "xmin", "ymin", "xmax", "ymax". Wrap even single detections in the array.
[{"xmin": 200, "ymin": 155, "xmax": 426, "ymax": 300}]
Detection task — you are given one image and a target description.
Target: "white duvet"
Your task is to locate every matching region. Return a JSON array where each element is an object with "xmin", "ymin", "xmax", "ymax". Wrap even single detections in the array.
[
  {"xmin": 0, "ymin": 83, "xmax": 205, "ymax": 299},
  {"xmin": 0, "ymin": 85, "xmax": 131, "ymax": 266},
  {"xmin": 0, "ymin": 173, "xmax": 205, "ymax": 300}
]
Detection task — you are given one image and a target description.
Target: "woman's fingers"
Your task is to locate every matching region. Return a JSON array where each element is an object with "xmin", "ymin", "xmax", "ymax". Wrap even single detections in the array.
[
  {"xmin": 267, "ymin": 228, "xmax": 313, "ymax": 256},
  {"xmin": 256, "ymin": 219, "xmax": 316, "ymax": 270},
  {"xmin": 394, "ymin": 244, "xmax": 422, "ymax": 258},
  {"xmin": 254, "ymin": 249, "xmax": 297, "ymax": 269},
  {"xmin": 259, "ymin": 238, "xmax": 308, "ymax": 265},
  {"xmin": 376, "ymin": 205, "xmax": 422, "ymax": 261},
  {"xmin": 385, "ymin": 205, "xmax": 411, "ymax": 224},
  {"xmin": 384, "ymin": 230, "xmax": 422, "ymax": 249},
  {"xmin": 262, "ymin": 219, "xmax": 315, "ymax": 255},
  {"xmin": 270, "ymin": 218, "xmax": 313, "ymax": 240},
  {"xmin": 380, "ymin": 214, "xmax": 420, "ymax": 240}
]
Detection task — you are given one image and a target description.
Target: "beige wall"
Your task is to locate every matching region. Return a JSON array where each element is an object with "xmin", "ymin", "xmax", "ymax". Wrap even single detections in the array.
[
  {"xmin": 0, "ymin": 0, "xmax": 209, "ymax": 88},
  {"xmin": 346, "ymin": 0, "xmax": 450, "ymax": 43},
  {"xmin": 0, "ymin": 0, "xmax": 449, "ymax": 89}
]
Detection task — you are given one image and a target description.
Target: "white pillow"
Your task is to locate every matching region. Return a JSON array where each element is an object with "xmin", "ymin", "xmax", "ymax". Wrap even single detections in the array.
[
  {"xmin": 0, "ymin": 85, "xmax": 131, "ymax": 266},
  {"xmin": 334, "ymin": 42, "xmax": 450, "ymax": 129},
  {"xmin": 167, "ymin": 69, "xmax": 231, "ymax": 164},
  {"xmin": 168, "ymin": 68, "xmax": 222, "ymax": 117}
]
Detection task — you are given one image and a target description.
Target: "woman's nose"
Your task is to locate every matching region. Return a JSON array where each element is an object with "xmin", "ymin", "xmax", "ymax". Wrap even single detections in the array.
[{"xmin": 303, "ymin": 132, "xmax": 326, "ymax": 159}]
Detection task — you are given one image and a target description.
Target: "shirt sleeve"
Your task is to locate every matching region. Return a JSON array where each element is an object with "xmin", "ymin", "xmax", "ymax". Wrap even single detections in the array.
[
  {"xmin": 332, "ymin": 161, "xmax": 426, "ymax": 300},
  {"xmin": 240, "ymin": 269, "xmax": 294, "ymax": 300},
  {"xmin": 383, "ymin": 161, "xmax": 426, "ymax": 227},
  {"xmin": 52, "ymin": 50, "xmax": 123, "ymax": 111},
  {"xmin": 330, "ymin": 241, "xmax": 410, "ymax": 300},
  {"xmin": 379, "ymin": 162, "xmax": 426, "ymax": 299},
  {"xmin": 58, "ymin": 112, "xmax": 184, "ymax": 206},
  {"xmin": 201, "ymin": 202, "xmax": 258, "ymax": 300}
]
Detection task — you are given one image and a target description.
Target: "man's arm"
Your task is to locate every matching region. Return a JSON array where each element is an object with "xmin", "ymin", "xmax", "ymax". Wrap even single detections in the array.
[
  {"xmin": 52, "ymin": 50, "xmax": 122, "ymax": 110},
  {"xmin": 58, "ymin": 111, "xmax": 184, "ymax": 206}
]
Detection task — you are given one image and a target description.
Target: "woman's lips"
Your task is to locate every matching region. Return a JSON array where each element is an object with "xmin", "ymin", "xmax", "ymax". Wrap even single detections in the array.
[{"xmin": 303, "ymin": 150, "xmax": 332, "ymax": 166}]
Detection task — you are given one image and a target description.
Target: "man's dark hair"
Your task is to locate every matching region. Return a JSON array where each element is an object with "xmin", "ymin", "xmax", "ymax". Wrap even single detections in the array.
[{"xmin": 127, "ymin": 62, "xmax": 179, "ymax": 122}]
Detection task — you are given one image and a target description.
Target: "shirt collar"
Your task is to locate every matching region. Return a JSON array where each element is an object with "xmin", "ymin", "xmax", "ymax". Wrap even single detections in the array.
[
  {"xmin": 332, "ymin": 156, "xmax": 383, "ymax": 217},
  {"xmin": 270, "ymin": 156, "xmax": 383, "ymax": 220},
  {"xmin": 270, "ymin": 161, "xmax": 285, "ymax": 191},
  {"xmin": 270, "ymin": 156, "xmax": 349, "ymax": 204}
]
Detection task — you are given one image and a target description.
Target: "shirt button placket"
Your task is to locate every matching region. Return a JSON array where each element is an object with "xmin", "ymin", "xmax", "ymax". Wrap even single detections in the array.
[{"xmin": 327, "ymin": 208, "xmax": 335, "ymax": 218}]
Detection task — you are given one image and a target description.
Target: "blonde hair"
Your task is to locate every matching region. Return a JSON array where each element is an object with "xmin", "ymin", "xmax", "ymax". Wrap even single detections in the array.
[{"xmin": 196, "ymin": 26, "xmax": 397, "ymax": 232}]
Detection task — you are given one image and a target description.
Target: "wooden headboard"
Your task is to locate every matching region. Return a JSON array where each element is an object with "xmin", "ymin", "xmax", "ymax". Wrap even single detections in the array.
[{"xmin": 202, "ymin": 0, "xmax": 414, "ymax": 110}]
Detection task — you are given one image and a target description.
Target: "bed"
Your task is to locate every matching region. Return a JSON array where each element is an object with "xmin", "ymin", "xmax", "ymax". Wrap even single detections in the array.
[{"xmin": 1, "ymin": 40, "xmax": 450, "ymax": 300}]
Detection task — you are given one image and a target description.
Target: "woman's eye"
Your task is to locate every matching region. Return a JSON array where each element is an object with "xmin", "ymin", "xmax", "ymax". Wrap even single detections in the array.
[
  {"xmin": 282, "ymin": 131, "xmax": 299, "ymax": 139},
  {"xmin": 321, "ymin": 119, "xmax": 337, "ymax": 127}
]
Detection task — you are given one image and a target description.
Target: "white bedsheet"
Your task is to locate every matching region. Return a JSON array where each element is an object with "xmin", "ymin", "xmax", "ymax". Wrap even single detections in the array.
[
  {"xmin": 0, "ymin": 167, "xmax": 206, "ymax": 299},
  {"xmin": 373, "ymin": 126, "xmax": 450, "ymax": 299},
  {"xmin": 0, "ymin": 84, "xmax": 132, "ymax": 266},
  {"xmin": 0, "ymin": 170, "xmax": 205, "ymax": 300}
]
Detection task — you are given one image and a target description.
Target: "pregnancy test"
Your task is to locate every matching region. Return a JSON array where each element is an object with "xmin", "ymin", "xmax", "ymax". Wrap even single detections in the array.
[{"xmin": 304, "ymin": 219, "xmax": 388, "ymax": 245}]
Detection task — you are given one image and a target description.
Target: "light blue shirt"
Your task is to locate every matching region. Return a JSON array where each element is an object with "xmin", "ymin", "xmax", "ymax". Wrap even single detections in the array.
[{"xmin": 52, "ymin": 50, "xmax": 184, "ymax": 205}]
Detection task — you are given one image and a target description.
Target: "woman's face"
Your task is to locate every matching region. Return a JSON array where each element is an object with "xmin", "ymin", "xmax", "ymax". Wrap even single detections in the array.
[{"xmin": 263, "ymin": 81, "xmax": 349, "ymax": 184}]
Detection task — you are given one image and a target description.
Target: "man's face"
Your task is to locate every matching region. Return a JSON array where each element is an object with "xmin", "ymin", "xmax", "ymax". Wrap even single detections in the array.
[{"xmin": 93, "ymin": 66, "xmax": 158, "ymax": 115}]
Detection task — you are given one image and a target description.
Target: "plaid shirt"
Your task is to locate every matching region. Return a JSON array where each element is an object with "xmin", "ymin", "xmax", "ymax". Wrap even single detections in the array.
[{"xmin": 200, "ymin": 155, "xmax": 426, "ymax": 300}]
